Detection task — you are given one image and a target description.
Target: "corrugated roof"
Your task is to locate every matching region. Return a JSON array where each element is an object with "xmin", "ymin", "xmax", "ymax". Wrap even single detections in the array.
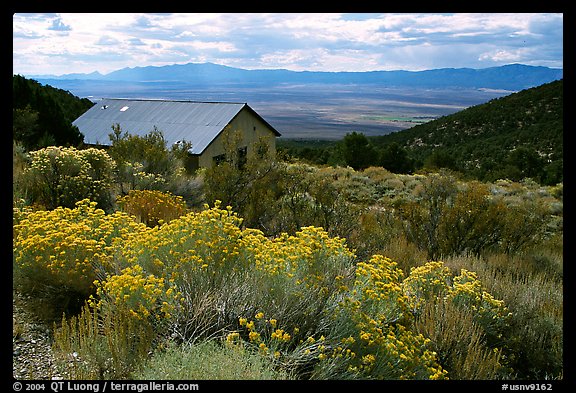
[{"xmin": 73, "ymin": 98, "xmax": 280, "ymax": 155}]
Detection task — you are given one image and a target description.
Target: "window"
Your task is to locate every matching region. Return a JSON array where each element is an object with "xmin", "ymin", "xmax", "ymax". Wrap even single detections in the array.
[
  {"xmin": 238, "ymin": 146, "xmax": 248, "ymax": 169},
  {"xmin": 213, "ymin": 153, "xmax": 226, "ymax": 166}
]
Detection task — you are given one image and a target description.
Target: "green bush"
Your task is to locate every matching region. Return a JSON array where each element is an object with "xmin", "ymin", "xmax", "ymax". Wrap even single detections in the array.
[
  {"xmin": 134, "ymin": 340, "xmax": 292, "ymax": 380},
  {"xmin": 399, "ymin": 172, "xmax": 548, "ymax": 259},
  {"xmin": 23, "ymin": 146, "xmax": 115, "ymax": 210}
]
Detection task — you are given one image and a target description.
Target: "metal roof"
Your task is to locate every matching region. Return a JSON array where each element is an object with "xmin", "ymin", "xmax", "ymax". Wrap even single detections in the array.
[{"xmin": 73, "ymin": 98, "xmax": 280, "ymax": 155}]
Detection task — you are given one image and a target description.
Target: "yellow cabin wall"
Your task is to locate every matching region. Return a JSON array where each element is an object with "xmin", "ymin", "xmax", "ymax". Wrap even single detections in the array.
[{"xmin": 197, "ymin": 108, "xmax": 277, "ymax": 169}]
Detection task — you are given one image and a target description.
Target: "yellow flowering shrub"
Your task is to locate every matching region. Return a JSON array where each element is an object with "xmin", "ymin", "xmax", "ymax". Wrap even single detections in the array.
[
  {"xmin": 447, "ymin": 268, "xmax": 511, "ymax": 343},
  {"xmin": 240, "ymin": 226, "xmax": 355, "ymax": 301},
  {"xmin": 118, "ymin": 201, "xmax": 245, "ymax": 283},
  {"xmin": 13, "ymin": 199, "xmax": 149, "ymax": 304},
  {"xmin": 235, "ymin": 225, "xmax": 356, "ymax": 341},
  {"xmin": 116, "ymin": 189, "xmax": 189, "ymax": 227},
  {"xmin": 402, "ymin": 261, "xmax": 453, "ymax": 312},
  {"xmin": 347, "ymin": 255, "xmax": 410, "ymax": 326},
  {"xmin": 402, "ymin": 262, "xmax": 510, "ymax": 337},
  {"xmin": 92, "ymin": 264, "xmax": 178, "ymax": 321},
  {"xmin": 312, "ymin": 254, "xmax": 447, "ymax": 380},
  {"xmin": 24, "ymin": 146, "xmax": 115, "ymax": 210}
]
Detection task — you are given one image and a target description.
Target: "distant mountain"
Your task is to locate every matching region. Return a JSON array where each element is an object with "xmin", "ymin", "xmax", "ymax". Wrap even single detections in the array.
[
  {"xmin": 371, "ymin": 79, "xmax": 563, "ymax": 185},
  {"xmin": 27, "ymin": 62, "xmax": 563, "ymax": 91}
]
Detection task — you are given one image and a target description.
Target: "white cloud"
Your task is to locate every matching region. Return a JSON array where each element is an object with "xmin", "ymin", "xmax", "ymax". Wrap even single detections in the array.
[
  {"xmin": 479, "ymin": 48, "xmax": 532, "ymax": 63},
  {"xmin": 12, "ymin": 12, "xmax": 563, "ymax": 76}
]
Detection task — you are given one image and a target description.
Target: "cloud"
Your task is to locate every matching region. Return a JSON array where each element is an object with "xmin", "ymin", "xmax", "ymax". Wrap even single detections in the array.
[
  {"xmin": 12, "ymin": 12, "xmax": 563, "ymax": 76},
  {"xmin": 96, "ymin": 35, "xmax": 120, "ymax": 46},
  {"xmin": 48, "ymin": 17, "xmax": 71, "ymax": 32},
  {"xmin": 128, "ymin": 38, "xmax": 146, "ymax": 46},
  {"xmin": 479, "ymin": 48, "xmax": 531, "ymax": 63}
]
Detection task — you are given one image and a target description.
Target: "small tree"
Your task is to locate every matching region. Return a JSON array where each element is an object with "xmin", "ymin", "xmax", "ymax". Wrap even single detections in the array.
[
  {"xmin": 506, "ymin": 146, "xmax": 545, "ymax": 182},
  {"xmin": 107, "ymin": 124, "xmax": 194, "ymax": 195},
  {"xmin": 379, "ymin": 142, "xmax": 415, "ymax": 174},
  {"xmin": 399, "ymin": 171, "xmax": 458, "ymax": 260},
  {"xmin": 203, "ymin": 130, "xmax": 280, "ymax": 230},
  {"xmin": 339, "ymin": 132, "xmax": 379, "ymax": 170}
]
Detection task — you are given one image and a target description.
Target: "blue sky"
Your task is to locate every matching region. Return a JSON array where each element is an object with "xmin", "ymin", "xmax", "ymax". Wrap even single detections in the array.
[{"xmin": 13, "ymin": 13, "xmax": 563, "ymax": 76}]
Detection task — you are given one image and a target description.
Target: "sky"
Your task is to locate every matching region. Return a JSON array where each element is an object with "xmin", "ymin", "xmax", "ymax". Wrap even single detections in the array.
[{"xmin": 13, "ymin": 13, "xmax": 564, "ymax": 76}]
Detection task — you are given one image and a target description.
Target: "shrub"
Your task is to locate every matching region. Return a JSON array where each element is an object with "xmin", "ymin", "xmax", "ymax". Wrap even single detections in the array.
[
  {"xmin": 399, "ymin": 171, "xmax": 458, "ymax": 259},
  {"xmin": 134, "ymin": 339, "xmax": 292, "ymax": 380},
  {"xmin": 52, "ymin": 303, "xmax": 155, "ymax": 379},
  {"xmin": 114, "ymin": 201, "xmax": 356, "ymax": 344},
  {"xmin": 116, "ymin": 189, "xmax": 189, "ymax": 227},
  {"xmin": 399, "ymin": 173, "xmax": 549, "ymax": 258},
  {"xmin": 413, "ymin": 298, "xmax": 505, "ymax": 379},
  {"xmin": 107, "ymin": 126, "xmax": 198, "ymax": 197},
  {"xmin": 91, "ymin": 264, "xmax": 179, "ymax": 322},
  {"xmin": 23, "ymin": 146, "xmax": 115, "ymax": 210},
  {"xmin": 53, "ymin": 263, "xmax": 182, "ymax": 379},
  {"xmin": 402, "ymin": 261, "xmax": 511, "ymax": 378},
  {"xmin": 13, "ymin": 199, "xmax": 149, "ymax": 319},
  {"xmin": 309, "ymin": 255, "xmax": 447, "ymax": 380},
  {"xmin": 202, "ymin": 133, "xmax": 280, "ymax": 231}
]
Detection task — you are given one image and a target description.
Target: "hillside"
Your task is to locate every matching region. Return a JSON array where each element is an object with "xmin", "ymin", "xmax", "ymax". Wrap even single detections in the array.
[
  {"xmin": 12, "ymin": 75, "xmax": 94, "ymax": 149},
  {"xmin": 370, "ymin": 79, "xmax": 563, "ymax": 185}
]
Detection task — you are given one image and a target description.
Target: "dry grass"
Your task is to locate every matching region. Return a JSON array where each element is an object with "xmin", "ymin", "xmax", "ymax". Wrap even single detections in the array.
[
  {"xmin": 413, "ymin": 298, "xmax": 504, "ymax": 379},
  {"xmin": 443, "ymin": 251, "xmax": 563, "ymax": 379}
]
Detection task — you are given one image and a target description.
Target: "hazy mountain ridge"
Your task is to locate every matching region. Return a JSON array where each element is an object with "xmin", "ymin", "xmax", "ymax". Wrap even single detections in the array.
[{"xmin": 28, "ymin": 62, "xmax": 563, "ymax": 91}]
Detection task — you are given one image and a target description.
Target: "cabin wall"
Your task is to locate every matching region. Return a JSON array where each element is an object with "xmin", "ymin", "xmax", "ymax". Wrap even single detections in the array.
[{"xmin": 198, "ymin": 108, "xmax": 277, "ymax": 168}]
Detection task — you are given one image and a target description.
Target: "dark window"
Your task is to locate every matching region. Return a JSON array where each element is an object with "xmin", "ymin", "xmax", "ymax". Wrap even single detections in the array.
[
  {"xmin": 213, "ymin": 153, "xmax": 226, "ymax": 166},
  {"xmin": 238, "ymin": 146, "xmax": 248, "ymax": 169}
]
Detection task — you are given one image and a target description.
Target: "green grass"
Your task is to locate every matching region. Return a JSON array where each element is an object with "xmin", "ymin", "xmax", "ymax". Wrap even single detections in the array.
[{"xmin": 133, "ymin": 340, "xmax": 293, "ymax": 380}]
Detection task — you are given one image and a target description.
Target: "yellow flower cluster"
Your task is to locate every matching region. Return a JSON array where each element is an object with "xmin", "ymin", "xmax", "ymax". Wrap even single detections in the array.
[
  {"xmin": 309, "ymin": 255, "xmax": 447, "ymax": 380},
  {"xmin": 231, "ymin": 312, "xmax": 301, "ymax": 360},
  {"xmin": 116, "ymin": 189, "xmax": 188, "ymax": 227},
  {"xmin": 93, "ymin": 264, "xmax": 178, "ymax": 320},
  {"xmin": 115, "ymin": 201, "xmax": 245, "ymax": 283},
  {"xmin": 241, "ymin": 226, "xmax": 355, "ymax": 297},
  {"xmin": 447, "ymin": 268, "xmax": 511, "ymax": 332},
  {"xmin": 402, "ymin": 261, "xmax": 453, "ymax": 311},
  {"xmin": 402, "ymin": 262, "xmax": 510, "ymax": 334},
  {"xmin": 324, "ymin": 321, "xmax": 447, "ymax": 380},
  {"xmin": 13, "ymin": 199, "xmax": 149, "ymax": 297},
  {"xmin": 346, "ymin": 254, "xmax": 410, "ymax": 326}
]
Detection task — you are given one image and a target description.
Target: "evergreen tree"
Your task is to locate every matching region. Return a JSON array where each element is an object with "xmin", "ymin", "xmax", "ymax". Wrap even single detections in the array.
[
  {"xmin": 379, "ymin": 142, "xmax": 415, "ymax": 174},
  {"xmin": 339, "ymin": 132, "xmax": 378, "ymax": 170},
  {"xmin": 12, "ymin": 75, "xmax": 93, "ymax": 149}
]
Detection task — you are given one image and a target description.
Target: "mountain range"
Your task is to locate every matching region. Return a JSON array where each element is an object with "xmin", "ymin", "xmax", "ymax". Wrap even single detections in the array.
[{"xmin": 28, "ymin": 62, "xmax": 563, "ymax": 91}]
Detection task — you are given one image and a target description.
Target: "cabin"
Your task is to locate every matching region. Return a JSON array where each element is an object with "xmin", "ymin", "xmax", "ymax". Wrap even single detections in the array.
[{"xmin": 73, "ymin": 98, "xmax": 281, "ymax": 171}]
